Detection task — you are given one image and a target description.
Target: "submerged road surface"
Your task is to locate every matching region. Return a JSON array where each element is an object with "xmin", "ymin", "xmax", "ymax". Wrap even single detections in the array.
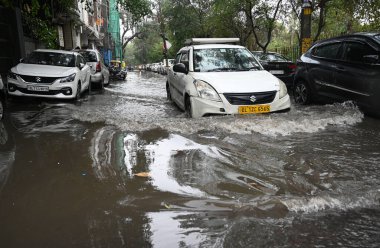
[{"xmin": 0, "ymin": 71, "xmax": 379, "ymax": 247}]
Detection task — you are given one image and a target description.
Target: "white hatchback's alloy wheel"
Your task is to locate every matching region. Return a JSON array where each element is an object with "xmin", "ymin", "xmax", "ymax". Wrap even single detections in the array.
[{"xmin": 75, "ymin": 82, "xmax": 82, "ymax": 100}]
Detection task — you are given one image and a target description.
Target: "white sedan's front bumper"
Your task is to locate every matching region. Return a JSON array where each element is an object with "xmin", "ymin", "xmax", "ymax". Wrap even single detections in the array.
[{"xmin": 191, "ymin": 92, "xmax": 291, "ymax": 118}]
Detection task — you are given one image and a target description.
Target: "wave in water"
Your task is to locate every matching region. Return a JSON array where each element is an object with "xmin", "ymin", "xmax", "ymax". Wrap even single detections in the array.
[{"xmin": 281, "ymin": 189, "xmax": 380, "ymax": 213}]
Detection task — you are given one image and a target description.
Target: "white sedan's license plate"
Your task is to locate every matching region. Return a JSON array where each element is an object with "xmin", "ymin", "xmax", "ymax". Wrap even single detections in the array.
[
  {"xmin": 239, "ymin": 105, "xmax": 270, "ymax": 114},
  {"xmin": 27, "ymin": 86, "xmax": 49, "ymax": 92},
  {"xmin": 269, "ymin": 70, "xmax": 284, "ymax": 75}
]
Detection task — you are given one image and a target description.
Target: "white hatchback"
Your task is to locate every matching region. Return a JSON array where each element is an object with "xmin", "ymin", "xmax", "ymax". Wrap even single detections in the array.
[
  {"xmin": 166, "ymin": 38, "xmax": 291, "ymax": 118},
  {"xmin": 7, "ymin": 49, "xmax": 91, "ymax": 100}
]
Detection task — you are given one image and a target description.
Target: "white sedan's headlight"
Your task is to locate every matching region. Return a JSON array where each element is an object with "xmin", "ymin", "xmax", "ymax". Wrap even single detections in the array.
[
  {"xmin": 193, "ymin": 80, "xmax": 221, "ymax": 102},
  {"xmin": 59, "ymin": 73, "xmax": 76, "ymax": 83},
  {"xmin": 279, "ymin": 80, "xmax": 288, "ymax": 99}
]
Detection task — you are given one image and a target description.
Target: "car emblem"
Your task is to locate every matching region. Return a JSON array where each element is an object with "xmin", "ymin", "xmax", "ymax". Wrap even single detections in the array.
[
  {"xmin": 250, "ymin": 95, "xmax": 257, "ymax": 103},
  {"xmin": 35, "ymin": 77, "xmax": 41, "ymax": 83}
]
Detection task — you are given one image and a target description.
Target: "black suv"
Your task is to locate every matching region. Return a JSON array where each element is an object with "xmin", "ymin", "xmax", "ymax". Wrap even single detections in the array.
[{"xmin": 293, "ymin": 33, "xmax": 380, "ymax": 116}]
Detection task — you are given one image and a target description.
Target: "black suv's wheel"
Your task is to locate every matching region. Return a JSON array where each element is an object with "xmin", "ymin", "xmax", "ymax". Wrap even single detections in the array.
[
  {"xmin": 294, "ymin": 81, "xmax": 312, "ymax": 104},
  {"xmin": 166, "ymin": 82, "xmax": 172, "ymax": 100},
  {"xmin": 185, "ymin": 96, "xmax": 193, "ymax": 118}
]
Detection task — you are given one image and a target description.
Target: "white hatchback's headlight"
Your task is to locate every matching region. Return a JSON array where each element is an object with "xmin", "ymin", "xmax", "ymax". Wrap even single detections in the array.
[
  {"xmin": 279, "ymin": 80, "xmax": 288, "ymax": 99},
  {"xmin": 8, "ymin": 71, "xmax": 18, "ymax": 80},
  {"xmin": 59, "ymin": 73, "xmax": 76, "ymax": 83},
  {"xmin": 193, "ymin": 80, "xmax": 221, "ymax": 102}
]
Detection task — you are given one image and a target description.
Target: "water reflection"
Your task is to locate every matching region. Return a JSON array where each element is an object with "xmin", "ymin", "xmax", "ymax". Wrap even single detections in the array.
[
  {"xmin": 90, "ymin": 126, "xmax": 117, "ymax": 180},
  {"xmin": 144, "ymin": 134, "xmax": 224, "ymax": 197},
  {"xmin": 147, "ymin": 211, "xmax": 207, "ymax": 247}
]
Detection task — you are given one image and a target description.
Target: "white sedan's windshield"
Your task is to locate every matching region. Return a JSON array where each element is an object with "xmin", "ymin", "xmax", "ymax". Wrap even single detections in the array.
[
  {"xmin": 23, "ymin": 52, "xmax": 76, "ymax": 67},
  {"xmin": 193, "ymin": 48, "xmax": 262, "ymax": 72}
]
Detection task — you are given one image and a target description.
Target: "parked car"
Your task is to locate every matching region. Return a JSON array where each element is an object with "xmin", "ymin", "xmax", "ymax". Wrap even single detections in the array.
[
  {"xmin": 251, "ymin": 51, "xmax": 296, "ymax": 87},
  {"xmin": 166, "ymin": 38, "xmax": 291, "ymax": 118},
  {"xmin": 7, "ymin": 49, "xmax": 91, "ymax": 100},
  {"xmin": 0, "ymin": 76, "xmax": 5, "ymax": 119},
  {"xmin": 77, "ymin": 49, "xmax": 109, "ymax": 88},
  {"xmin": 293, "ymin": 32, "xmax": 380, "ymax": 116}
]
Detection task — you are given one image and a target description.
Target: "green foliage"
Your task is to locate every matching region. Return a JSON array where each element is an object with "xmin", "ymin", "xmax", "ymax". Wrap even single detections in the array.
[
  {"xmin": 1, "ymin": 0, "xmax": 84, "ymax": 48},
  {"xmin": 162, "ymin": 0, "xmax": 213, "ymax": 52},
  {"xmin": 125, "ymin": 22, "xmax": 164, "ymax": 64},
  {"xmin": 23, "ymin": 14, "xmax": 58, "ymax": 48},
  {"xmin": 127, "ymin": 0, "xmax": 380, "ymax": 61},
  {"xmin": 118, "ymin": 0, "xmax": 152, "ymax": 22}
]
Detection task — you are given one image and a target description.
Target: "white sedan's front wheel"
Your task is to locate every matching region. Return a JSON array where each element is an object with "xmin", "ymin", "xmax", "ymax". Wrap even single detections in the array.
[
  {"xmin": 185, "ymin": 96, "xmax": 193, "ymax": 118},
  {"xmin": 166, "ymin": 82, "xmax": 172, "ymax": 101}
]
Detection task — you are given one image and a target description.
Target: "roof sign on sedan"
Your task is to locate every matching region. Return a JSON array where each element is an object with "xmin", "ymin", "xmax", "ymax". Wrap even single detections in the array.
[{"xmin": 185, "ymin": 38, "xmax": 240, "ymax": 46}]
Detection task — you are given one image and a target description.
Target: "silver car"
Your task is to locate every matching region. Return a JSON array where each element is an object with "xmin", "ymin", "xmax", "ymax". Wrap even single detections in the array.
[{"xmin": 78, "ymin": 49, "xmax": 110, "ymax": 88}]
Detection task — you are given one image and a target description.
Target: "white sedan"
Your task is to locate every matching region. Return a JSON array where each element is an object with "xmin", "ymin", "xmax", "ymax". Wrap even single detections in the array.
[
  {"xmin": 166, "ymin": 38, "xmax": 291, "ymax": 118},
  {"xmin": 7, "ymin": 49, "xmax": 91, "ymax": 100}
]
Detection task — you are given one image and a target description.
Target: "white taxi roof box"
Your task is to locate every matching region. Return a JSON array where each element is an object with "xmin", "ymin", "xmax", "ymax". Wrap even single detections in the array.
[{"xmin": 185, "ymin": 38, "xmax": 240, "ymax": 46}]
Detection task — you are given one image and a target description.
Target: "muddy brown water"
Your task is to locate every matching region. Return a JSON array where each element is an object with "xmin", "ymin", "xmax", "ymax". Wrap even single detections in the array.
[{"xmin": 0, "ymin": 71, "xmax": 379, "ymax": 247}]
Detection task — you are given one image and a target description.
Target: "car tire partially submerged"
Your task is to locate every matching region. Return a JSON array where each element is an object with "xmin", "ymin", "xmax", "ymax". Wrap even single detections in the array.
[{"xmin": 293, "ymin": 81, "xmax": 312, "ymax": 105}]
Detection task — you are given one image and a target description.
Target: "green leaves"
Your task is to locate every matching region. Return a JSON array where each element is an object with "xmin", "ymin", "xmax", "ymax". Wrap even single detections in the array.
[{"xmin": 118, "ymin": 0, "xmax": 152, "ymax": 22}]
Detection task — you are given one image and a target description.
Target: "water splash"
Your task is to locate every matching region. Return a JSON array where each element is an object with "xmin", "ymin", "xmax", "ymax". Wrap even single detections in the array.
[{"xmin": 282, "ymin": 190, "xmax": 380, "ymax": 213}]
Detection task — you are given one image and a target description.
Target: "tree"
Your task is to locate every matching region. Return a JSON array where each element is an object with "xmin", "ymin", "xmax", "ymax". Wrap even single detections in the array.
[
  {"xmin": 212, "ymin": 0, "xmax": 253, "ymax": 47},
  {"xmin": 243, "ymin": 0, "xmax": 284, "ymax": 52},
  {"xmin": 118, "ymin": 0, "xmax": 151, "ymax": 55},
  {"xmin": 162, "ymin": 0, "xmax": 214, "ymax": 53}
]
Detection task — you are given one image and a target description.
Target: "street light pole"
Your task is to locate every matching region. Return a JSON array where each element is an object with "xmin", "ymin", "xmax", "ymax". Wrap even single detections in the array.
[{"xmin": 300, "ymin": 0, "xmax": 312, "ymax": 55}]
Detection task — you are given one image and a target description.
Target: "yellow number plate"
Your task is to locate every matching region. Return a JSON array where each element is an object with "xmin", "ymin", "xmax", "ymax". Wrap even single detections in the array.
[{"xmin": 238, "ymin": 105, "xmax": 270, "ymax": 114}]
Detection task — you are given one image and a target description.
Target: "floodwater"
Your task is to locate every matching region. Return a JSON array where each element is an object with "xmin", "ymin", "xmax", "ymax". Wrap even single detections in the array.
[{"xmin": 0, "ymin": 71, "xmax": 379, "ymax": 247}]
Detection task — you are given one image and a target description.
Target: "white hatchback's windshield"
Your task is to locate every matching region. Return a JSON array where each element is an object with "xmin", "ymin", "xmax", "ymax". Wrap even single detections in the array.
[
  {"xmin": 23, "ymin": 52, "xmax": 76, "ymax": 67},
  {"xmin": 193, "ymin": 48, "xmax": 262, "ymax": 72}
]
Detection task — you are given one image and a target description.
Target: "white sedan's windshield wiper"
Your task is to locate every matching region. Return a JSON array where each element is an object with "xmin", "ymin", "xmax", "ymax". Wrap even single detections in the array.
[
  {"xmin": 239, "ymin": 66, "xmax": 261, "ymax": 71},
  {"xmin": 206, "ymin": 68, "xmax": 238, "ymax": 72}
]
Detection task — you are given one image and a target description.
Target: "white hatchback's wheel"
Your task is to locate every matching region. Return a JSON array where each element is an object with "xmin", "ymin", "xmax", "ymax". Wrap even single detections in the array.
[{"xmin": 75, "ymin": 82, "xmax": 82, "ymax": 101}]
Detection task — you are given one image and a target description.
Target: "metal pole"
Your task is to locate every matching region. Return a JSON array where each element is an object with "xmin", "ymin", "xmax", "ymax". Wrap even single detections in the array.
[{"xmin": 300, "ymin": 0, "xmax": 312, "ymax": 55}]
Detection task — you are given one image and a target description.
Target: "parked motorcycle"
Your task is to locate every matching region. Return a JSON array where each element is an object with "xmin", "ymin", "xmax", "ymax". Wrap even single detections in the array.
[
  {"xmin": 108, "ymin": 60, "xmax": 127, "ymax": 81},
  {"xmin": 109, "ymin": 66, "xmax": 127, "ymax": 81}
]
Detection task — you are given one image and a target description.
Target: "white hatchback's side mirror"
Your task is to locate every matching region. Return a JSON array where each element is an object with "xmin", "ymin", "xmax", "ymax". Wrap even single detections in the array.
[{"xmin": 80, "ymin": 63, "xmax": 85, "ymax": 69}]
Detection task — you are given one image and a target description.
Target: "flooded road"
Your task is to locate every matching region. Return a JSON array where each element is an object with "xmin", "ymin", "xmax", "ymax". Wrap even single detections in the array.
[{"xmin": 0, "ymin": 71, "xmax": 379, "ymax": 247}]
